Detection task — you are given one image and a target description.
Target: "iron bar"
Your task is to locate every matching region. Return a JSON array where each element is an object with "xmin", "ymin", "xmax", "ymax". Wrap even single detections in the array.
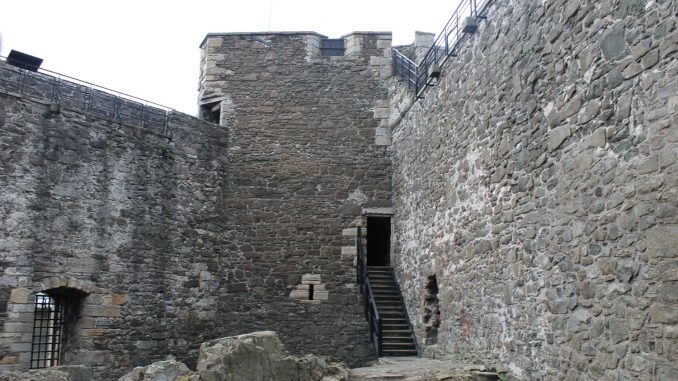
[{"xmin": 30, "ymin": 293, "xmax": 64, "ymax": 369}]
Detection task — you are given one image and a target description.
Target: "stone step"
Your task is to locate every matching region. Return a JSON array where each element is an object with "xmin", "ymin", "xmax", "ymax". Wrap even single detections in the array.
[
  {"xmin": 381, "ymin": 330, "xmax": 413, "ymax": 336},
  {"xmin": 377, "ymin": 304, "xmax": 404, "ymax": 310},
  {"xmin": 380, "ymin": 349, "xmax": 419, "ymax": 356},
  {"xmin": 365, "ymin": 266, "xmax": 417, "ymax": 357},
  {"xmin": 382, "ymin": 322, "xmax": 410, "ymax": 327},
  {"xmin": 382, "ymin": 338, "xmax": 415, "ymax": 343},
  {"xmin": 382, "ymin": 346, "xmax": 417, "ymax": 352},
  {"xmin": 372, "ymin": 288, "xmax": 400, "ymax": 296}
]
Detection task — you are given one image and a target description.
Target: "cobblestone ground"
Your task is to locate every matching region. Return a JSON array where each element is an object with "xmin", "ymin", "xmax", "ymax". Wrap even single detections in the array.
[{"xmin": 349, "ymin": 357, "xmax": 502, "ymax": 380}]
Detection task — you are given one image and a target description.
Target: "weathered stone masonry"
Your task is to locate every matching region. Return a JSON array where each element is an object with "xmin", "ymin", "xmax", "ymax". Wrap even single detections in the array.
[
  {"xmin": 1, "ymin": 1, "xmax": 676, "ymax": 379},
  {"xmin": 388, "ymin": 0, "xmax": 677, "ymax": 380},
  {"xmin": 0, "ymin": 31, "xmax": 393, "ymax": 379},
  {"xmin": 197, "ymin": 31, "xmax": 393, "ymax": 364},
  {"xmin": 0, "ymin": 65, "xmax": 230, "ymax": 379}
]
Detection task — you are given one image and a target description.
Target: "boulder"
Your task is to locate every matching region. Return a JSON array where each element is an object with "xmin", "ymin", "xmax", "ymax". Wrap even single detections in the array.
[
  {"xmin": 196, "ymin": 331, "xmax": 348, "ymax": 381},
  {"xmin": 117, "ymin": 359, "xmax": 199, "ymax": 381}
]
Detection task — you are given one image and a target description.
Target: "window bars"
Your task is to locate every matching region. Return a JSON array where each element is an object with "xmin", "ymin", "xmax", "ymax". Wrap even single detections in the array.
[{"xmin": 30, "ymin": 293, "xmax": 65, "ymax": 369}]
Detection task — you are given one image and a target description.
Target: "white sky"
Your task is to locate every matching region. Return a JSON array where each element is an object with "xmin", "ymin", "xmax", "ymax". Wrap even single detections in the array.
[{"xmin": 1, "ymin": 0, "xmax": 460, "ymax": 115}]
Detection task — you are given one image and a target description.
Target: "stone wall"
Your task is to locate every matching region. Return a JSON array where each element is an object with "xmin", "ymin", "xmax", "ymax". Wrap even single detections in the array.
[
  {"xmin": 1, "ymin": 30, "xmax": 393, "ymax": 379},
  {"xmin": 0, "ymin": 66, "xmax": 230, "ymax": 379},
  {"xmin": 388, "ymin": 0, "xmax": 677, "ymax": 379},
  {"xmin": 198, "ymin": 31, "xmax": 393, "ymax": 365}
]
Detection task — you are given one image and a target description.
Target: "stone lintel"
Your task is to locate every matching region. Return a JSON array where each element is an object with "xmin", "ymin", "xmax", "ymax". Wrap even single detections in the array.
[{"xmin": 362, "ymin": 207, "xmax": 394, "ymax": 216}]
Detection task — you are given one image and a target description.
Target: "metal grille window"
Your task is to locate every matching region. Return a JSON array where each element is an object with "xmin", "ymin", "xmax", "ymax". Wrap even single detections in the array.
[{"xmin": 30, "ymin": 293, "xmax": 65, "ymax": 368}]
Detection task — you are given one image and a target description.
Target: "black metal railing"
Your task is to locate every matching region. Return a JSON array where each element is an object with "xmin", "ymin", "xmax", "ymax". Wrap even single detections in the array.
[
  {"xmin": 392, "ymin": 49, "xmax": 418, "ymax": 91},
  {"xmin": 357, "ymin": 226, "xmax": 383, "ymax": 356},
  {"xmin": 0, "ymin": 58, "xmax": 173, "ymax": 137},
  {"xmin": 392, "ymin": 0, "xmax": 494, "ymax": 97}
]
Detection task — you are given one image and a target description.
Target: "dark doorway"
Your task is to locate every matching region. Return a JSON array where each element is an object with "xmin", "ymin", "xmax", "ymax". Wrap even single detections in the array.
[{"xmin": 367, "ymin": 217, "xmax": 391, "ymax": 266}]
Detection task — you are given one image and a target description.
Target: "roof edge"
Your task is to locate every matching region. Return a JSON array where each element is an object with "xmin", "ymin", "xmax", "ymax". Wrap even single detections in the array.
[{"xmin": 200, "ymin": 31, "xmax": 329, "ymax": 48}]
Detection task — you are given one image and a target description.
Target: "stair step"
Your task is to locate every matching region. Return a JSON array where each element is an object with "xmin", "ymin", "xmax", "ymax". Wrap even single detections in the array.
[
  {"xmin": 382, "ymin": 327, "xmax": 411, "ymax": 331},
  {"xmin": 381, "ymin": 336, "xmax": 415, "ymax": 341},
  {"xmin": 382, "ymin": 335, "xmax": 415, "ymax": 340},
  {"xmin": 382, "ymin": 323, "xmax": 410, "ymax": 328},
  {"xmin": 381, "ymin": 349, "xmax": 419, "ymax": 356},
  {"xmin": 365, "ymin": 266, "xmax": 417, "ymax": 357}
]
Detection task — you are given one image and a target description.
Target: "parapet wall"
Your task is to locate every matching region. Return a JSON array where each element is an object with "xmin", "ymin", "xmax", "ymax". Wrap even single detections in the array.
[
  {"xmin": 389, "ymin": 0, "xmax": 677, "ymax": 379},
  {"xmin": 0, "ymin": 70, "xmax": 229, "ymax": 379}
]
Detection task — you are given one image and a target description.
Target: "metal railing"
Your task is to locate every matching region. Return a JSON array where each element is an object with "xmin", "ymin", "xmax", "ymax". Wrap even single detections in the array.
[
  {"xmin": 356, "ymin": 226, "xmax": 383, "ymax": 357},
  {"xmin": 0, "ymin": 58, "xmax": 173, "ymax": 137},
  {"xmin": 393, "ymin": 0, "xmax": 494, "ymax": 98},
  {"xmin": 392, "ymin": 49, "xmax": 418, "ymax": 91}
]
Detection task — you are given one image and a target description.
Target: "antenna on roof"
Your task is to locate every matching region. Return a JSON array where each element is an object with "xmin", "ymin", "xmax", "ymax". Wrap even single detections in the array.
[{"xmin": 268, "ymin": 0, "xmax": 273, "ymax": 31}]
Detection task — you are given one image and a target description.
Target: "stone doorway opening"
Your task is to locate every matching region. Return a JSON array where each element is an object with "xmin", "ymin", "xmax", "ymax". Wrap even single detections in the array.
[{"xmin": 367, "ymin": 216, "xmax": 391, "ymax": 266}]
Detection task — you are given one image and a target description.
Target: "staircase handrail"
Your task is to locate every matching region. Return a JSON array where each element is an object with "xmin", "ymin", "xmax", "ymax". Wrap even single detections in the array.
[
  {"xmin": 357, "ymin": 226, "xmax": 367, "ymax": 285},
  {"xmin": 365, "ymin": 280, "xmax": 383, "ymax": 356},
  {"xmin": 356, "ymin": 226, "xmax": 383, "ymax": 357}
]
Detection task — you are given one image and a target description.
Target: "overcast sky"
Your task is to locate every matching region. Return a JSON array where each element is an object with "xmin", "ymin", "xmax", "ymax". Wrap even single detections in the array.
[{"xmin": 1, "ymin": 0, "xmax": 461, "ymax": 115}]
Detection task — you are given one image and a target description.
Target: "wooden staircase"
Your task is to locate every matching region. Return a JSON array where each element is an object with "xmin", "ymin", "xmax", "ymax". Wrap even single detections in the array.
[{"xmin": 367, "ymin": 266, "xmax": 418, "ymax": 356}]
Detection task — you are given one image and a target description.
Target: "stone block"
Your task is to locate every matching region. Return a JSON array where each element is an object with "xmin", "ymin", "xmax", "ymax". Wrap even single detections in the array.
[
  {"xmin": 647, "ymin": 226, "xmax": 678, "ymax": 258},
  {"xmin": 313, "ymin": 290, "xmax": 329, "ymax": 301},
  {"xmin": 342, "ymin": 228, "xmax": 358, "ymax": 237},
  {"xmin": 301, "ymin": 274, "xmax": 322, "ymax": 284},
  {"xmin": 9, "ymin": 288, "xmax": 30, "ymax": 304},
  {"xmin": 9, "ymin": 342, "xmax": 31, "ymax": 352},
  {"xmin": 548, "ymin": 125, "xmax": 572, "ymax": 151},
  {"xmin": 111, "ymin": 293, "xmax": 128, "ymax": 305},
  {"xmin": 587, "ymin": 127, "xmax": 607, "ymax": 147},
  {"xmin": 290, "ymin": 289, "xmax": 309, "ymax": 300},
  {"xmin": 608, "ymin": 318, "xmax": 628, "ymax": 343},
  {"xmin": 3, "ymin": 322, "xmax": 33, "ymax": 333},
  {"xmin": 82, "ymin": 305, "xmax": 121, "ymax": 317},
  {"xmin": 601, "ymin": 26, "xmax": 627, "ymax": 61},
  {"xmin": 81, "ymin": 329, "xmax": 106, "ymax": 337},
  {"xmin": 375, "ymin": 127, "xmax": 391, "ymax": 146},
  {"xmin": 0, "ymin": 356, "xmax": 18, "ymax": 365},
  {"xmin": 341, "ymin": 245, "xmax": 358, "ymax": 258},
  {"xmin": 76, "ymin": 350, "xmax": 113, "ymax": 366},
  {"xmin": 649, "ymin": 303, "xmax": 678, "ymax": 324}
]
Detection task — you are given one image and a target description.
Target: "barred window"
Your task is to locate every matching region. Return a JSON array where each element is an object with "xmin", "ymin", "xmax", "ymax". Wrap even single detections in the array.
[
  {"xmin": 30, "ymin": 289, "xmax": 84, "ymax": 369},
  {"xmin": 31, "ymin": 293, "xmax": 64, "ymax": 368}
]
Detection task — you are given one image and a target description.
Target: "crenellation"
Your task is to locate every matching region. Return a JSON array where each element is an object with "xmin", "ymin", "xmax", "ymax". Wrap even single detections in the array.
[{"xmin": 0, "ymin": 1, "xmax": 675, "ymax": 379}]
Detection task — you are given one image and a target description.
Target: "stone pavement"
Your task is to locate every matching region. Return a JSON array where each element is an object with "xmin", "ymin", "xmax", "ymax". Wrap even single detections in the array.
[{"xmin": 349, "ymin": 357, "xmax": 502, "ymax": 380}]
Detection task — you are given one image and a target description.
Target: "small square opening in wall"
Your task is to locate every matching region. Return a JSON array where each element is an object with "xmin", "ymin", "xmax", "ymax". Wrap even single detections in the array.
[
  {"xmin": 320, "ymin": 39, "xmax": 345, "ymax": 56},
  {"xmin": 290, "ymin": 274, "xmax": 328, "ymax": 303},
  {"xmin": 199, "ymin": 101, "xmax": 221, "ymax": 124}
]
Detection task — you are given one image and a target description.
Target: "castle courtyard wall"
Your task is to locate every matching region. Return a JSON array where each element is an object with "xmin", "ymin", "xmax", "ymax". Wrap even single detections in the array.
[
  {"xmin": 0, "ymin": 31, "xmax": 394, "ymax": 379},
  {"xmin": 198, "ymin": 31, "xmax": 393, "ymax": 366},
  {"xmin": 0, "ymin": 78, "xmax": 230, "ymax": 379},
  {"xmin": 388, "ymin": 0, "xmax": 677, "ymax": 379}
]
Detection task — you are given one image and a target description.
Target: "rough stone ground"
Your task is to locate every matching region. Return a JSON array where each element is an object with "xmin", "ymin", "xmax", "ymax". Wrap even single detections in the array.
[{"xmin": 349, "ymin": 357, "xmax": 501, "ymax": 381}]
